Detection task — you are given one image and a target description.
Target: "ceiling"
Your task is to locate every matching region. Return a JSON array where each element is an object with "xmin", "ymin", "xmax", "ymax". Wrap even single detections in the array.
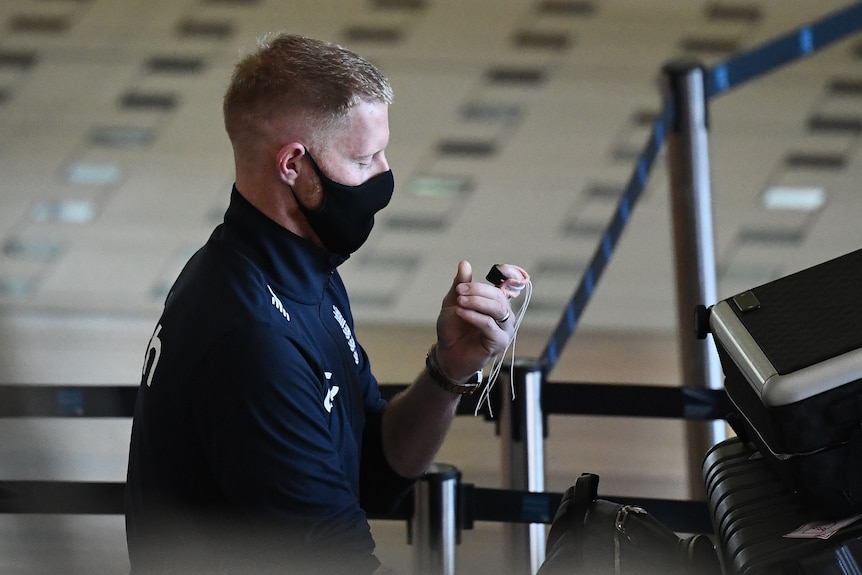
[{"xmin": 1, "ymin": 0, "xmax": 861, "ymax": 343}]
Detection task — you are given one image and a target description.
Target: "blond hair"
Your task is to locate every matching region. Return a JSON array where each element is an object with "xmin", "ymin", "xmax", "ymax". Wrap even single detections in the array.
[{"xmin": 223, "ymin": 33, "xmax": 393, "ymax": 150}]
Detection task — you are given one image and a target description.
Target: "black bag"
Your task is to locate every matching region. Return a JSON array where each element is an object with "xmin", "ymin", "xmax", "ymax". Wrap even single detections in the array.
[
  {"xmin": 537, "ymin": 473, "xmax": 720, "ymax": 575},
  {"xmin": 699, "ymin": 248, "xmax": 862, "ymax": 517}
]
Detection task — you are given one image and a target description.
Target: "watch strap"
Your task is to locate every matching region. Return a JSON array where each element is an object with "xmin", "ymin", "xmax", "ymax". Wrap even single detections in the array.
[{"xmin": 425, "ymin": 344, "xmax": 482, "ymax": 395}]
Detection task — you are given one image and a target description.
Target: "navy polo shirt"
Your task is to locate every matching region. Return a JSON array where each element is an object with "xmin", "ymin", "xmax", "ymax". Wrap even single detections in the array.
[{"xmin": 125, "ymin": 188, "xmax": 413, "ymax": 574}]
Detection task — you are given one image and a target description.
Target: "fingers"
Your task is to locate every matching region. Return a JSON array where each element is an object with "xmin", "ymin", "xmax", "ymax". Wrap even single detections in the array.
[
  {"xmin": 436, "ymin": 261, "xmax": 519, "ymax": 377},
  {"xmin": 454, "ymin": 282, "xmax": 513, "ymax": 333},
  {"xmin": 487, "ymin": 263, "xmax": 530, "ymax": 300},
  {"xmin": 443, "ymin": 261, "xmax": 513, "ymax": 330},
  {"xmin": 441, "ymin": 260, "xmax": 515, "ymax": 336}
]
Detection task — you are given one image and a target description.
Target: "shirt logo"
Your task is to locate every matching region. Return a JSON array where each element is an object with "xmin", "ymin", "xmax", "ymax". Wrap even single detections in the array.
[
  {"xmin": 332, "ymin": 305, "xmax": 359, "ymax": 365},
  {"xmin": 323, "ymin": 371, "xmax": 339, "ymax": 413},
  {"xmin": 267, "ymin": 285, "xmax": 290, "ymax": 322}
]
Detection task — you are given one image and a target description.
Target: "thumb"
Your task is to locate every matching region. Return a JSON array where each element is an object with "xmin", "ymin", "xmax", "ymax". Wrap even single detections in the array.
[
  {"xmin": 442, "ymin": 260, "xmax": 472, "ymax": 306},
  {"xmin": 455, "ymin": 260, "xmax": 472, "ymax": 285}
]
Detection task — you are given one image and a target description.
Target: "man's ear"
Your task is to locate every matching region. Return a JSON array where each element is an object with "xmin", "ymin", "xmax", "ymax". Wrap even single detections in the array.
[{"xmin": 276, "ymin": 143, "xmax": 306, "ymax": 186}]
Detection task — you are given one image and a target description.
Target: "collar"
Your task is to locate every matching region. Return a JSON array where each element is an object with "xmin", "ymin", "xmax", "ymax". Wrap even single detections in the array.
[{"xmin": 219, "ymin": 186, "xmax": 346, "ymax": 302}]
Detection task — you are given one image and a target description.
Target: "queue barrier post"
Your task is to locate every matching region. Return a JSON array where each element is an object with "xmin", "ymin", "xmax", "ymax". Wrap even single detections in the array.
[
  {"xmin": 498, "ymin": 359, "xmax": 546, "ymax": 575},
  {"xmin": 662, "ymin": 60, "xmax": 727, "ymax": 500},
  {"xmin": 412, "ymin": 462, "xmax": 460, "ymax": 575}
]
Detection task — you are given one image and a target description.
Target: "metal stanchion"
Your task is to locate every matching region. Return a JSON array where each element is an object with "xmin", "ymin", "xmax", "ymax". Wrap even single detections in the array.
[
  {"xmin": 499, "ymin": 359, "xmax": 546, "ymax": 575},
  {"xmin": 412, "ymin": 462, "xmax": 460, "ymax": 575},
  {"xmin": 662, "ymin": 60, "xmax": 726, "ymax": 500}
]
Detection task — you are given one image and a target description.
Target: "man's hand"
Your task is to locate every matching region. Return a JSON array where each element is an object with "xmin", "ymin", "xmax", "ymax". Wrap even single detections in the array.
[
  {"xmin": 380, "ymin": 260, "xmax": 521, "ymax": 478},
  {"xmin": 434, "ymin": 260, "xmax": 515, "ymax": 381}
]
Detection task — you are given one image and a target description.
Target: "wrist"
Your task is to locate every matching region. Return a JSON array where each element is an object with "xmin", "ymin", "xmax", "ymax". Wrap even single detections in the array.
[{"xmin": 425, "ymin": 344, "xmax": 482, "ymax": 395}]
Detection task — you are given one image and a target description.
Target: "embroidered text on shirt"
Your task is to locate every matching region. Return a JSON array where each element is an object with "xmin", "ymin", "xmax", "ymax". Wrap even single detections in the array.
[
  {"xmin": 332, "ymin": 305, "xmax": 359, "ymax": 365},
  {"xmin": 267, "ymin": 285, "xmax": 290, "ymax": 322}
]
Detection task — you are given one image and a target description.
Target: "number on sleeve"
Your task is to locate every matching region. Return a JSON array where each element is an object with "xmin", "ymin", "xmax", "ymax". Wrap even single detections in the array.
[{"xmin": 142, "ymin": 324, "xmax": 163, "ymax": 387}]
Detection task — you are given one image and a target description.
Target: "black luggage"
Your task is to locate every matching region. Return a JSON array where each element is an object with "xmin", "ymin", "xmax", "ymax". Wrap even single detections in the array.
[
  {"xmin": 704, "ymin": 437, "xmax": 862, "ymax": 574},
  {"xmin": 537, "ymin": 472, "xmax": 720, "ymax": 575},
  {"xmin": 697, "ymin": 248, "xmax": 862, "ymax": 517}
]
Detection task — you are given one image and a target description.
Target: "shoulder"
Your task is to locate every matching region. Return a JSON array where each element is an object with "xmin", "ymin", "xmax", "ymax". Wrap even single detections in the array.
[
  {"xmin": 203, "ymin": 322, "xmax": 328, "ymax": 398},
  {"xmin": 164, "ymin": 243, "xmax": 295, "ymax": 334}
]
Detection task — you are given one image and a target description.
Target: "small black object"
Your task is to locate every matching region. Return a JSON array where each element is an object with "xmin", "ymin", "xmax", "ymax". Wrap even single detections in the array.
[
  {"xmin": 731, "ymin": 290, "xmax": 761, "ymax": 313},
  {"xmin": 485, "ymin": 264, "xmax": 507, "ymax": 287},
  {"xmin": 694, "ymin": 304, "xmax": 711, "ymax": 339}
]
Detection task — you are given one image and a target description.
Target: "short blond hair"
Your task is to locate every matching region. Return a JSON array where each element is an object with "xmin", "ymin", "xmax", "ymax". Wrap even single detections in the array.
[{"xmin": 223, "ymin": 33, "xmax": 393, "ymax": 149}]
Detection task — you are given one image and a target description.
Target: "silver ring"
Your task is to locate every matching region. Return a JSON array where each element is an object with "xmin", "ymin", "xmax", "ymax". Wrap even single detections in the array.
[{"xmin": 495, "ymin": 311, "xmax": 511, "ymax": 324}]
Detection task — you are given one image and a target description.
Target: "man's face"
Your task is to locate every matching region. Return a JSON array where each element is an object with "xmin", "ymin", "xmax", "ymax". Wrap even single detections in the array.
[
  {"xmin": 291, "ymin": 100, "xmax": 394, "ymax": 257},
  {"xmin": 313, "ymin": 100, "xmax": 390, "ymax": 188}
]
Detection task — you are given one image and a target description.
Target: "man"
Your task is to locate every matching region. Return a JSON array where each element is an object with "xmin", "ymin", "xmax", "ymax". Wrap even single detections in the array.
[{"xmin": 125, "ymin": 33, "xmax": 515, "ymax": 574}]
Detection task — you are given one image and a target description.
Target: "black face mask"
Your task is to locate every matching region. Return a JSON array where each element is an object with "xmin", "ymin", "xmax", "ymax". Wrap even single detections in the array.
[{"xmin": 293, "ymin": 150, "xmax": 394, "ymax": 259}]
